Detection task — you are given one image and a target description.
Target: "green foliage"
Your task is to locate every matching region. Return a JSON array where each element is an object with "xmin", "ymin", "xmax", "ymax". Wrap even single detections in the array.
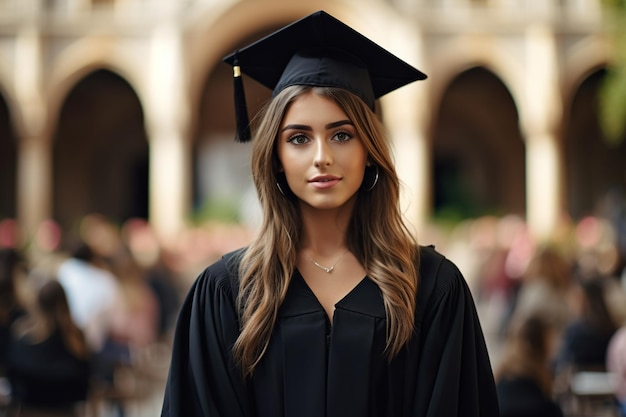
[
  {"xmin": 602, "ymin": 0, "xmax": 626, "ymax": 8},
  {"xmin": 191, "ymin": 197, "xmax": 241, "ymax": 224},
  {"xmin": 599, "ymin": 65, "xmax": 626, "ymax": 146},
  {"xmin": 599, "ymin": 0, "xmax": 626, "ymax": 145}
]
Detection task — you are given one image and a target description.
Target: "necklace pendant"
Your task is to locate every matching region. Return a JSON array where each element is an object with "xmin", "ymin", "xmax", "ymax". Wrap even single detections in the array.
[
  {"xmin": 309, "ymin": 250, "xmax": 348, "ymax": 274},
  {"xmin": 310, "ymin": 258, "xmax": 335, "ymax": 273}
]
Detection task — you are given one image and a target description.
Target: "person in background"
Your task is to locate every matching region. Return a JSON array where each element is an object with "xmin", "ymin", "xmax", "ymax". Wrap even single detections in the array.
[
  {"xmin": 56, "ymin": 240, "xmax": 131, "ymax": 398},
  {"xmin": 555, "ymin": 275, "xmax": 618, "ymax": 373},
  {"xmin": 161, "ymin": 10, "xmax": 499, "ymax": 417},
  {"xmin": 495, "ymin": 314, "xmax": 564, "ymax": 417},
  {"xmin": 509, "ymin": 246, "xmax": 573, "ymax": 340},
  {"xmin": 142, "ymin": 249, "xmax": 181, "ymax": 340},
  {"xmin": 0, "ymin": 248, "xmax": 27, "ymax": 374},
  {"xmin": 607, "ymin": 323, "xmax": 626, "ymax": 417},
  {"xmin": 7, "ymin": 279, "xmax": 91, "ymax": 417},
  {"xmin": 57, "ymin": 240, "xmax": 122, "ymax": 354},
  {"xmin": 121, "ymin": 218, "xmax": 182, "ymax": 341},
  {"xmin": 108, "ymin": 243, "xmax": 160, "ymax": 350}
]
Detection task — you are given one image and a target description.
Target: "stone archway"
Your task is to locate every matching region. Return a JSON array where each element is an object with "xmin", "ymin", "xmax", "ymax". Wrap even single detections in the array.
[
  {"xmin": 564, "ymin": 68, "xmax": 626, "ymax": 220},
  {"xmin": 192, "ymin": 27, "xmax": 274, "ymax": 226},
  {"xmin": 52, "ymin": 69, "xmax": 149, "ymax": 234},
  {"xmin": 0, "ymin": 92, "xmax": 17, "ymax": 221},
  {"xmin": 431, "ymin": 67, "xmax": 525, "ymax": 222}
]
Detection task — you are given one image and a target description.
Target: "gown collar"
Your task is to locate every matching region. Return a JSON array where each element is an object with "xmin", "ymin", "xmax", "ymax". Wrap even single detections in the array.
[{"xmin": 278, "ymin": 270, "xmax": 386, "ymax": 319}]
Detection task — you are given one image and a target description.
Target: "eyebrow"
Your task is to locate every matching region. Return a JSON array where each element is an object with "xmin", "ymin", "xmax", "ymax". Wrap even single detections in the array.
[{"xmin": 281, "ymin": 119, "xmax": 353, "ymax": 132}]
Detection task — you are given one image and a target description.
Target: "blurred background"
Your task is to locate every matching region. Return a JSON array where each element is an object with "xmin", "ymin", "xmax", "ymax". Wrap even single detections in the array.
[{"xmin": 1, "ymin": 0, "xmax": 626, "ymax": 416}]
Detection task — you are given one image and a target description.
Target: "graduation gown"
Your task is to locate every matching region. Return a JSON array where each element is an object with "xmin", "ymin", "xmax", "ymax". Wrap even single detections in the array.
[{"xmin": 161, "ymin": 245, "xmax": 500, "ymax": 417}]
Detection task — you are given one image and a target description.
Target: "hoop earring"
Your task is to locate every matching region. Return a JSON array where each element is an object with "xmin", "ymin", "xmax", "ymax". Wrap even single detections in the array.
[
  {"xmin": 276, "ymin": 173, "xmax": 289, "ymax": 196},
  {"xmin": 276, "ymin": 181, "xmax": 286, "ymax": 196},
  {"xmin": 361, "ymin": 165, "xmax": 379, "ymax": 191}
]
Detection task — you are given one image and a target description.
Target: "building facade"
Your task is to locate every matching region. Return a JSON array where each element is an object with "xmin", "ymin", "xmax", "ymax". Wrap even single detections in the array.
[{"xmin": 0, "ymin": 0, "xmax": 623, "ymax": 248}]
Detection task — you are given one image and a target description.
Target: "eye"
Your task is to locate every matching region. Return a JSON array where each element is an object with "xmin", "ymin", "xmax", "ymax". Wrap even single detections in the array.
[
  {"xmin": 332, "ymin": 131, "xmax": 353, "ymax": 143},
  {"xmin": 287, "ymin": 134, "xmax": 310, "ymax": 145}
]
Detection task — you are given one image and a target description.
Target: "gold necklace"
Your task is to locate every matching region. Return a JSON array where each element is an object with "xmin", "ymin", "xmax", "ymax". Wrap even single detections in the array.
[{"xmin": 309, "ymin": 250, "xmax": 348, "ymax": 273}]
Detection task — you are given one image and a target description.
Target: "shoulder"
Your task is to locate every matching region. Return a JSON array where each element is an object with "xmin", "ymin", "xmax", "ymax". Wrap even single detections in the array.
[
  {"xmin": 418, "ymin": 245, "xmax": 466, "ymax": 299},
  {"xmin": 59, "ymin": 258, "xmax": 115, "ymax": 282},
  {"xmin": 610, "ymin": 326, "xmax": 626, "ymax": 350},
  {"xmin": 57, "ymin": 258, "xmax": 79, "ymax": 280},
  {"xmin": 10, "ymin": 315, "xmax": 34, "ymax": 342},
  {"xmin": 192, "ymin": 248, "xmax": 245, "ymax": 299},
  {"xmin": 608, "ymin": 326, "xmax": 626, "ymax": 366},
  {"xmin": 415, "ymin": 244, "xmax": 476, "ymax": 327}
]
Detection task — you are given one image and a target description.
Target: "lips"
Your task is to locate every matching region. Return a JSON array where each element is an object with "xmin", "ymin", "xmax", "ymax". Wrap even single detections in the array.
[{"xmin": 309, "ymin": 175, "xmax": 341, "ymax": 189}]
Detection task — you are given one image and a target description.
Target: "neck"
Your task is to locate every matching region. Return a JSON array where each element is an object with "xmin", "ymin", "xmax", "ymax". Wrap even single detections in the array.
[{"xmin": 298, "ymin": 204, "xmax": 353, "ymax": 256}]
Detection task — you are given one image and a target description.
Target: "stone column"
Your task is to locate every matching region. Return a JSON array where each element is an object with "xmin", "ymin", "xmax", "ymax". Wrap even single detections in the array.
[
  {"xmin": 521, "ymin": 24, "xmax": 563, "ymax": 241},
  {"xmin": 380, "ymin": 22, "xmax": 430, "ymax": 237},
  {"xmin": 525, "ymin": 134, "xmax": 562, "ymax": 238},
  {"xmin": 144, "ymin": 21, "xmax": 190, "ymax": 244},
  {"xmin": 384, "ymin": 95, "xmax": 430, "ymax": 238},
  {"xmin": 14, "ymin": 26, "xmax": 50, "ymax": 248}
]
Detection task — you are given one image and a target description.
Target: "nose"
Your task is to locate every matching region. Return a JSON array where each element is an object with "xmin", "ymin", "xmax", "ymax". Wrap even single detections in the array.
[{"xmin": 313, "ymin": 139, "xmax": 332, "ymax": 167}]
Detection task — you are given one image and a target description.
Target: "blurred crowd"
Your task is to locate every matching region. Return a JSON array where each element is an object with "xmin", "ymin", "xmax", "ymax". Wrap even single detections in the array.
[
  {"xmin": 0, "ymin": 202, "xmax": 626, "ymax": 417},
  {"xmin": 0, "ymin": 214, "xmax": 234, "ymax": 417},
  {"xmin": 423, "ymin": 206, "xmax": 626, "ymax": 416}
]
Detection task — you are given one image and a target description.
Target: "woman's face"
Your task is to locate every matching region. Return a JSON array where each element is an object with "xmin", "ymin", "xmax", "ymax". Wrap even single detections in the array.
[{"xmin": 277, "ymin": 90, "xmax": 368, "ymax": 211}]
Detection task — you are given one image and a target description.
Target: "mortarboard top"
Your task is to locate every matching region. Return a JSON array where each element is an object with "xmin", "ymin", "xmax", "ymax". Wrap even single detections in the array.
[{"xmin": 223, "ymin": 10, "xmax": 427, "ymax": 142}]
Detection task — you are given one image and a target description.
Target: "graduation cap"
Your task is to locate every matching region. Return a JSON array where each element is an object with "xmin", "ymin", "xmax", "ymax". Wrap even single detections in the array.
[{"xmin": 223, "ymin": 10, "xmax": 427, "ymax": 142}]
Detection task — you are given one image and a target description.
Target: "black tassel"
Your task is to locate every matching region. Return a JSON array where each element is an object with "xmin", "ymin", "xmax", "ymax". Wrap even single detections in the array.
[{"xmin": 233, "ymin": 55, "xmax": 251, "ymax": 142}]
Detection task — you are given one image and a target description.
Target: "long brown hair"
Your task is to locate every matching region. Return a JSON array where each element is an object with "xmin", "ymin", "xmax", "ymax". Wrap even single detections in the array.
[
  {"xmin": 495, "ymin": 314, "xmax": 557, "ymax": 395},
  {"xmin": 234, "ymin": 86, "xmax": 419, "ymax": 376},
  {"xmin": 17, "ymin": 280, "xmax": 90, "ymax": 360}
]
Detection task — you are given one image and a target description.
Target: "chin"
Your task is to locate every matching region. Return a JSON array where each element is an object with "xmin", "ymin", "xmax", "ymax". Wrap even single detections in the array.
[{"xmin": 300, "ymin": 194, "xmax": 358, "ymax": 211}]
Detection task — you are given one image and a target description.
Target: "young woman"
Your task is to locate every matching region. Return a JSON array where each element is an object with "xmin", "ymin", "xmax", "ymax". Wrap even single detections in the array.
[
  {"xmin": 495, "ymin": 314, "xmax": 564, "ymax": 417},
  {"xmin": 161, "ymin": 11, "xmax": 499, "ymax": 417},
  {"xmin": 555, "ymin": 275, "xmax": 618, "ymax": 372},
  {"xmin": 0, "ymin": 248, "xmax": 27, "ymax": 374},
  {"xmin": 7, "ymin": 279, "xmax": 91, "ymax": 416}
]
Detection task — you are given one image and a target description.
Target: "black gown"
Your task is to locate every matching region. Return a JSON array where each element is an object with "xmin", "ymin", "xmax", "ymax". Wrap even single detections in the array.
[{"xmin": 161, "ymin": 245, "xmax": 500, "ymax": 417}]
